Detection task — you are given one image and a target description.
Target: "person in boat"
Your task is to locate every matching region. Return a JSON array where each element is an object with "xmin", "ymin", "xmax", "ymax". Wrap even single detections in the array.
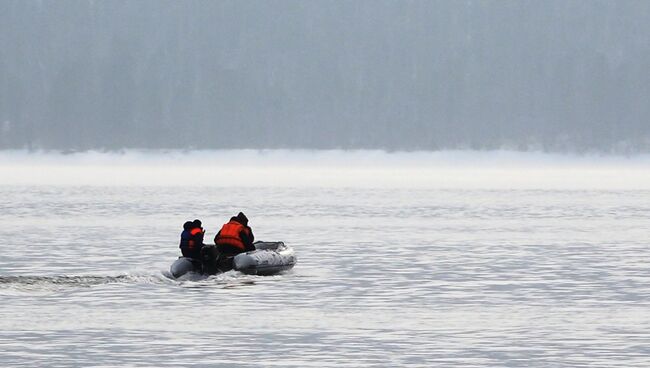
[
  {"xmin": 179, "ymin": 219, "xmax": 205, "ymax": 259},
  {"xmin": 214, "ymin": 212, "xmax": 255, "ymax": 256}
]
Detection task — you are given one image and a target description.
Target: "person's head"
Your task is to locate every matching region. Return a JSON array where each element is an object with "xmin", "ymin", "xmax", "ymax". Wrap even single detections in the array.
[
  {"xmin": 236, "ymin": 212, "xmax": 248, "ymax": 226},
  {"xmin": 192, "ymin": 219, "xmax": 202, "ymax": 229}
]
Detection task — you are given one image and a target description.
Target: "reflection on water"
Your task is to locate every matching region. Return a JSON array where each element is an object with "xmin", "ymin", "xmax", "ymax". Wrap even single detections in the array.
[{"xmin": 1, "ymin": 185, "xmax": 650, "ymax": 367}]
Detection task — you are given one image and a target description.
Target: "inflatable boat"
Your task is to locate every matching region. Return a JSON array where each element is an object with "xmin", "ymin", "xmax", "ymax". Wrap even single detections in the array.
[{"xmin": 169, "ymin": 241, "xmax": 296, "ymax": 278}]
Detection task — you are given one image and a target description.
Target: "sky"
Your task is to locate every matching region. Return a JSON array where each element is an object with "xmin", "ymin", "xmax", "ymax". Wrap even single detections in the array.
[{"xmin": 1, "ymin": 1, "xmax": 649, "ymax": 152}]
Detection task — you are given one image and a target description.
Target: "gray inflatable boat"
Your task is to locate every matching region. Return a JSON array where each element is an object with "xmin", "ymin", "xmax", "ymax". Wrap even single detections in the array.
[{"xmin": 169, "ymin": 241, "xmax": 297, "ymax": 278}]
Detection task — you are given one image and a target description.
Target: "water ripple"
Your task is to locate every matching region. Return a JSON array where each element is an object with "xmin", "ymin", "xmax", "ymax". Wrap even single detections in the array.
[{"xmin": 2, "ymin": 186, "xmax": 650, "ymax": 366}]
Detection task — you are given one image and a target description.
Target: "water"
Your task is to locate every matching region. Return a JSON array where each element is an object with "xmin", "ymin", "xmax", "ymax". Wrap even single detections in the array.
[{"xmin": 2, "ymin": 152, "xmax": 650, "ymax": 367}]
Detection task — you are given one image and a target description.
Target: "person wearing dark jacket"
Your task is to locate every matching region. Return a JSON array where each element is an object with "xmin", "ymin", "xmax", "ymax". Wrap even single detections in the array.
[
  {"xmin": 214, "ymin": 212, "xmax": 255, "ymax": 256},
  {"xmin": 179, "ymin": 219, "xmax": 205, "ymax": 259}
]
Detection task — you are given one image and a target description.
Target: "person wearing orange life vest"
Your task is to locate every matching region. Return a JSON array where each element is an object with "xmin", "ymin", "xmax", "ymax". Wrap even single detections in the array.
[
  {"xmin": 179, "ymin": 219, "xmax": 206, "ymax": 259},
  {"xmin": 214, "ymin": 212, "xmax": 255, "ymax": 256}
]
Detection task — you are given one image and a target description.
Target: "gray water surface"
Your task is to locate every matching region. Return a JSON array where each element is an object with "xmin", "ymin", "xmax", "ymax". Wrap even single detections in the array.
[{"xmin": 1, "ymin": 185, "xmax": 650, "ymax": 367}]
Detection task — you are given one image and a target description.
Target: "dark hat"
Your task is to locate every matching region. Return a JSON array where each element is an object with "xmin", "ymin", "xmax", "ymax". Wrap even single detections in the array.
[
  {"xmin": 192, "ymin": 219, "xmax": 202, "ymax": 228},
  {"xmin": 183, "ymin": 221, "xmax": 193, "ymax": 231},
  {"xmin": 236, "ymin": 212, "xmax": 248, "ymax": 226}
]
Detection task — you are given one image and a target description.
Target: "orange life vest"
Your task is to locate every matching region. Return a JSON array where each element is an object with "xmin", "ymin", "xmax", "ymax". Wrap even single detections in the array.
[
  {"xmin": 215, "ymin": 221, "xmax": 249, "ymax": 250},
  {"xmin": 188, "ymin": 227, "xmax": 203, "ymax": 249}
]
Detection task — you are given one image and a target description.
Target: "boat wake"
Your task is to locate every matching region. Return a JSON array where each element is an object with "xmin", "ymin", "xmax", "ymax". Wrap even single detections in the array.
[
  {"xmin": 0, "ymin": 273, "xmax": 167, "ymax": 289},
  {"xmin": 0, "ymin": 270, "xmax": 259, "ymax": 293}
]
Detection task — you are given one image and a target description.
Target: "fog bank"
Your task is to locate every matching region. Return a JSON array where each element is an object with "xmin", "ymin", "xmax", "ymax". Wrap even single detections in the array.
[
  {"xmin": 1, "ymin": 149, "xmax": 649, "ymax": 190},
  {"xmin": 2, "ymin": 1, "xmax": 649, "ymax": 152}
]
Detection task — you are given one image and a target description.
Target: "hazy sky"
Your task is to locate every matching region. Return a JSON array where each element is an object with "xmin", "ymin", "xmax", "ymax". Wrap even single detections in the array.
[{"xmin": 1, "ymin": 0, "xmax": 649, "ymax": 152}]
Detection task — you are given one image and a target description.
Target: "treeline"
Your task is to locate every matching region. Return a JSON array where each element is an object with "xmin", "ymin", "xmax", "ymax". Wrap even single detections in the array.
[{"xmin": 1, "ymin": 1, "xmax": 649, "ymax": 152}]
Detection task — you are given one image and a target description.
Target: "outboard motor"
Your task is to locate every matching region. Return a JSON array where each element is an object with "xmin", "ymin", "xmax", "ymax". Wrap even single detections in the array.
[
  {"xmin": 217, "ymin": 254, "xmax": 234, "ymax": 273},
  {"xmin": 200, "ymin": 245, "xmax": 220, "ymax": 275}
]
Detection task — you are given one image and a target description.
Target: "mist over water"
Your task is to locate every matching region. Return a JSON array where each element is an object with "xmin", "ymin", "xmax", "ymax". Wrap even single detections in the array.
[
  {"xmin": 1, "ymin": 1, "xmax": 650, "ymax": 152},
  {"xmin": 1, "ymin": 149, "xmax": 650, "ymax": 190}
]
